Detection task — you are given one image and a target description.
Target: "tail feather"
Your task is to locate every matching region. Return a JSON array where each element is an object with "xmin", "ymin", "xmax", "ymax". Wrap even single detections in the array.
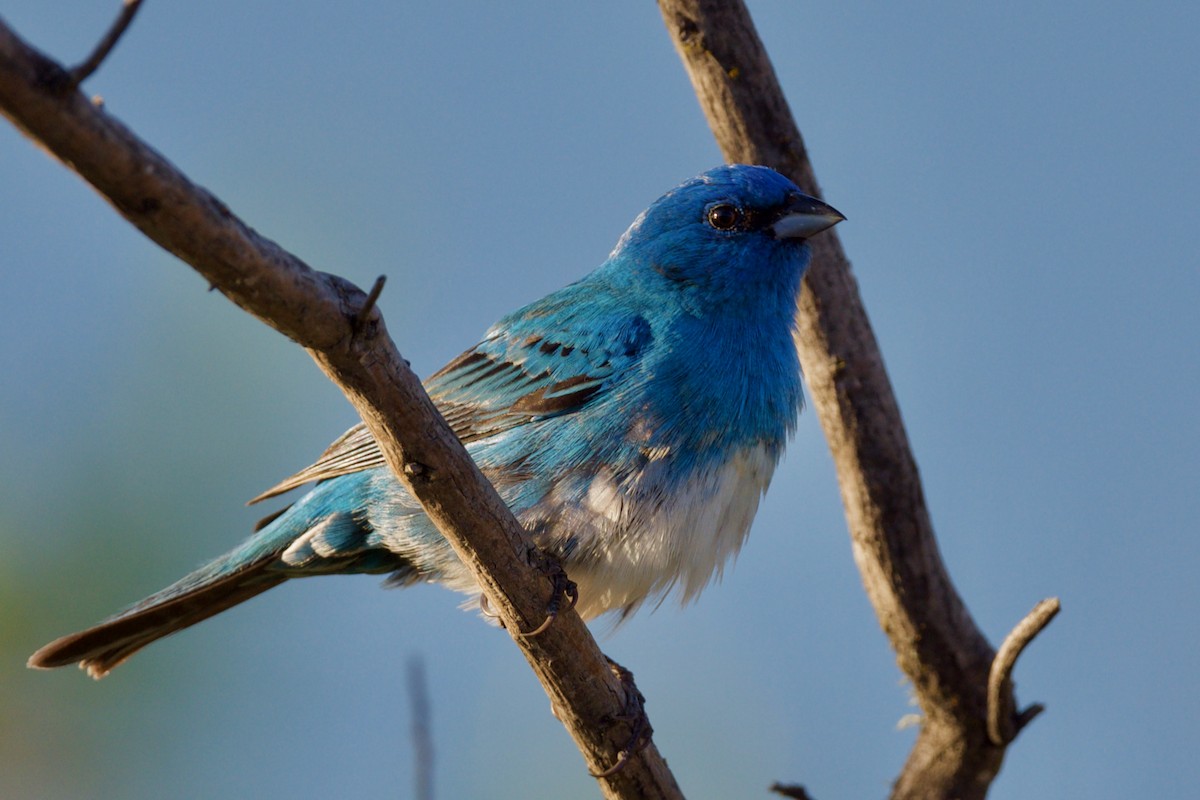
[{"xmin": 28, "ymin": 559, "xmax": 285, "ymax": 679}]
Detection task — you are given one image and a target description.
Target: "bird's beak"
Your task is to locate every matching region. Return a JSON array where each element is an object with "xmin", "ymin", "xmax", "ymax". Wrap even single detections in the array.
[{"xmin": 771, "ymin": 195, "xmax": 845, "ymax": 240}]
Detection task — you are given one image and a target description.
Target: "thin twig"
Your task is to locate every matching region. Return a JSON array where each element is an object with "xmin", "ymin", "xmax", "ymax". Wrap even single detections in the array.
[
  {"xmin": 987, "ymin": 598, "xmax": 1061, "ymax": 745},
  {"xmin": 66, "ymin": 0, "xmax": 144, "ymax": 91},
  {"xmin": 407, "ymin": 657, "xmax": 435, "ymax": 800},
  {"xmin": 353, "ymin": 274, "xmax": 387, "ymax": 335}
]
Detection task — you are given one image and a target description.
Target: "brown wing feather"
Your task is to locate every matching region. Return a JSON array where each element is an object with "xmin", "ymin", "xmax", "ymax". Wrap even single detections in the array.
[{"xmin": 248, "ymin": 425, "xmax": 384, "ymax": 504}]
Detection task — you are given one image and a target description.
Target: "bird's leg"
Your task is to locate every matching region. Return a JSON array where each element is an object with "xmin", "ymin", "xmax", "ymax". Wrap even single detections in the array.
[{"xmin": 591, "ymin": 657, "xmax": 653, "ymax": 777}]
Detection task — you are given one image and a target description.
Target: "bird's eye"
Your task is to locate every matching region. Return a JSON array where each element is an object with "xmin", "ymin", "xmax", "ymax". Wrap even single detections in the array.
[{"xmin": 706, "ymin": 204, "xmax": 742, "ymax": 231}]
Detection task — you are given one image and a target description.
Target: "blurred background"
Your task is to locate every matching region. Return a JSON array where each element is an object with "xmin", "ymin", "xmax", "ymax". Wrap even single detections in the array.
[{"xmin": 2, "ymin": 2, "xmax": 1197, "ymax": 798}]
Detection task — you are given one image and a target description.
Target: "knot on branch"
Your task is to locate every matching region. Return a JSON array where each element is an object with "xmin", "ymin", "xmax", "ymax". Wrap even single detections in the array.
[
  {"xmin": 672, "ymin": 13, "xmax": 703, "ymax": 48},
  {"xmin": 402, "ymin": 460, "xmax": 434, "ymax": 483}
]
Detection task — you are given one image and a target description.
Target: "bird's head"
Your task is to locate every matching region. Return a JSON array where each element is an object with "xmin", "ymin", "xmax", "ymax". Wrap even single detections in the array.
[{"xmin": 609, "ymin": 165, "xmax": 844, "ymax": 312}]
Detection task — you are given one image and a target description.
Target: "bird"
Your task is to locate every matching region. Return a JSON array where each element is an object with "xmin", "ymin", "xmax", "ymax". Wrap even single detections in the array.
[{"xmin": 29, "ymin": 164, "xmax": 843, "ymax": 678}]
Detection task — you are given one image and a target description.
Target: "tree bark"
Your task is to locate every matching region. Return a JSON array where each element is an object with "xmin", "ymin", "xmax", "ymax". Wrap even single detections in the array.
[{"xmin": 656, "ymin": 2, "xmax": 1057, "ymax": 798}]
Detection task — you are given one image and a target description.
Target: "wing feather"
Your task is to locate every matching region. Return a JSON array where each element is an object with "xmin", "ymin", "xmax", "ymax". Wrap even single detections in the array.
[{"xmin": 248, "ymin": 307, "xmax": 651, "ymax": 505}]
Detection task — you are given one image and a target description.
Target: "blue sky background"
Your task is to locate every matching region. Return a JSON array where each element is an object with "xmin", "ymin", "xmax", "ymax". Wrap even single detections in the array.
[{"xmin": 2, "ymin": 3, "xmax": 1197, "ymax": 798}]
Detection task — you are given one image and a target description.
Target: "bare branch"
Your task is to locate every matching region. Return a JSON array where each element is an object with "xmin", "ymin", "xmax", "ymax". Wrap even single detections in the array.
[
  {"xmin": 656, "ymin": 1, "xmax": 1056, "ymax": 796},
  {"xmin": 0, "ymin": 19, "xmax": 681, "ymax": 800},
  {"xmin": 66, "ymin": 0, "xmax": 144, "ymax": 90},
  {"xmin": 987, "ymin": 598, "xmax": 1061, "ymax": 745}
]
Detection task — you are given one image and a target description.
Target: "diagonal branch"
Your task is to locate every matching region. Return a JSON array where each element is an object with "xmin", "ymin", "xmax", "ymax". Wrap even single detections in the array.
[
  {"xmin": 0, "ymin": 19, "xmax": 681, "ymax": 800},
  {"xmin": 656, "ymin": 2, "xmax": 1058, "ymax": 797}
]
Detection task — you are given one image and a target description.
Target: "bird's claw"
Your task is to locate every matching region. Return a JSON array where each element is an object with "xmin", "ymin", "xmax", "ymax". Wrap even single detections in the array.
[
  {"xmin": 590, "ymin": 658, "xmax": 653, "ymax": 778},
  {"xmin": 478, "ymin": 592, "xmax": 502, "ymax": 623}
]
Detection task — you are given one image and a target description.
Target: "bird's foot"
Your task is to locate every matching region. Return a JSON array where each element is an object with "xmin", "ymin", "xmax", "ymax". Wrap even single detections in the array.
[
  {"xmin": 591, "ymin": 657, "xmax": 653, "ymax": 777},
  {"xmin": 476, "ymin": 549, "xmax": 578, "ymax": 636},
  {"xmin": 519, "ymin": 549, "xmax": 578, "ymax": 638}
]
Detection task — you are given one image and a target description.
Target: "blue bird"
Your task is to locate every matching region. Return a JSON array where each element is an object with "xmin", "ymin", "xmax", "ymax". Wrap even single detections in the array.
[{"xmin": 30, "ymin": 165, "xmax": 842, "ymax": 678}]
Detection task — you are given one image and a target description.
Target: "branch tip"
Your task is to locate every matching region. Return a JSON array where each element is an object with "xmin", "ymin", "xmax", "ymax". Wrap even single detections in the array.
[
  {"xmin": 769, "ymin": 783, "xmax": 815, "ymax": 800},
  {"xmin": 987, "ymin": 597, "xmax": 1060, "ymax": 745},
  {"xmin": 65, "ymin": 0, "xmax": 145, "ymax": 91},
  {"xmin": 1014, "ymin": 702, "xmax": 1046, "ymax": 732}
]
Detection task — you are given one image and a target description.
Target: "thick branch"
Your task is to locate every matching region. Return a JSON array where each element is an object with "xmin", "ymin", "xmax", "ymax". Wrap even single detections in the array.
[
  {"xmin": 0, "ymin": 20, "xmax": 681, "ymax": 800},
  {"xmin": 657, "ymin": 2, "xmax": 1056, "ymax": 797}
]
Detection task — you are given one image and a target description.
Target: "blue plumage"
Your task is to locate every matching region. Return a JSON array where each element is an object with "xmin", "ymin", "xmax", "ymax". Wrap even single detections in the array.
[{"xmin": 30, "ymin": 165, "xmax": 842, "ymax": 677}]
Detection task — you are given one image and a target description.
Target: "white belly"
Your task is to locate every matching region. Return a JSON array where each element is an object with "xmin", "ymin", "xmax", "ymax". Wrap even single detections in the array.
[{"xmin": 567, "ymin": 444, "xmax": 777, "ymax": 620}]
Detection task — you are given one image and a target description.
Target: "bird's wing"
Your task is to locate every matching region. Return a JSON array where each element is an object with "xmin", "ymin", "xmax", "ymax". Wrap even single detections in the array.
[{"xmin": 249, "ymin": 302, "xmax": 652, "ymax": 505}]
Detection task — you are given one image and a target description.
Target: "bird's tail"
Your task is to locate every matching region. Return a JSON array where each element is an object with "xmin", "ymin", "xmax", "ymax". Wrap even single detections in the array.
[
  {"xmin": 28, "ymin": 552, "xmax": 287, "ymax": 679},
  {"xmin": 30, "ymin": 470, "xmax": 409, "ymax": 679}
]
